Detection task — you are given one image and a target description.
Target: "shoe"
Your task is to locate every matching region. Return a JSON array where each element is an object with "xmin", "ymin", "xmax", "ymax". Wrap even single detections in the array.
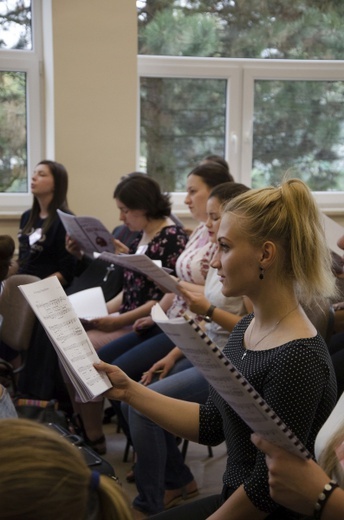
[
  {"xmin": 164, "ymin": 480, "xmax": 199, "ymax": 509},
  {"xmin": 84, "ymin": 434, "xmax": 107, "ymax": 455},
  {"xmin": 126, "ymin": 463, "xmax": 136, "ymax": 483}
]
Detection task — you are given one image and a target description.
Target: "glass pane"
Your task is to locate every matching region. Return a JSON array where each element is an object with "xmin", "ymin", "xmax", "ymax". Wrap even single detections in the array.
[
  {"xmin": 140, "ymin": 77, "xmax": 226, "ymax": 192},
  {"xmin": 252, "ymin": 80, "xmax": 344, "ymax": 190},
  {"xmin": 0, "ymin": 71, "xmax": 28, "ymax": 193},
  {"xmin": 137, "ymin": 1, "xmax": 344, "ymax": 60},
  {"xmin": 0, "ymin": 0, "xmax": 32, "ymax": 50}
]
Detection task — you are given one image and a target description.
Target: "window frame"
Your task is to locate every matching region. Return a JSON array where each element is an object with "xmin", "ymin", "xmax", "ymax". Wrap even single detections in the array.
[
  {"xmin": 138, "ymin": 55, "xmax": 344, "ymax": 216},
  {"xmin": 0, "ymin": 0, "xmax": 43, "ymax": 215}
]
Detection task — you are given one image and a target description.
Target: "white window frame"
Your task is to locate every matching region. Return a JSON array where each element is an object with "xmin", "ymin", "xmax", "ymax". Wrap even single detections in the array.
[
  {"xmin": 138, "ymin": 55, "xmax": 344, "ymax": 215},
  {"xmin": 0, "ymin": 0, "xmax": 43, "ymax": 215}
]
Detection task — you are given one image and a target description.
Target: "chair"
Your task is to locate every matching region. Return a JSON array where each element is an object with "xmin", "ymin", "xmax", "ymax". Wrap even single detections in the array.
[{"xmin": 0, "ymin": 274, "xmax": 40, "ymax": 392}]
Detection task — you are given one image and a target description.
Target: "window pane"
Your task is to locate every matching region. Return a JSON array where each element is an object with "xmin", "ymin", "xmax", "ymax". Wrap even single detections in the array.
[
  {"xmin": 137, "ymin": 1, "xmax": 344, "ymax": 60},
  {"xmin": 0, "ymin": 70, "xmax": 27, "ymax": 193},
  {"xmin": 140, "ymin": 77, "xmax": 226, "ymax": 191},
  {"xmin": 0, "ymin": 0, "xmax": 32, "ymax": 50},
  {"xmin": 252, "ymin": 80, "xmax": 344, "ymax": 190}
]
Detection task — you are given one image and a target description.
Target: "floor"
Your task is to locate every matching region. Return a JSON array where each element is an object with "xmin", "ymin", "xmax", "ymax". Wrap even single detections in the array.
[{"xmin": 101, "ymin": 419, "xmax": 227, "ymax": 513}]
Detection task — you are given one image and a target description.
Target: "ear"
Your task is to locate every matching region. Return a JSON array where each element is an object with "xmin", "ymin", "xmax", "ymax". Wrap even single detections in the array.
[{"xmin": 259, "ymin": 241, "xmax": 276, "ymax": 269}]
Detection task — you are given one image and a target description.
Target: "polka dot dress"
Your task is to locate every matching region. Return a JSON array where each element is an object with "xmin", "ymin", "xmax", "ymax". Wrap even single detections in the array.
[{"xmin": 199, "ymin": 313, "xmax": 337, "ymax": 517}]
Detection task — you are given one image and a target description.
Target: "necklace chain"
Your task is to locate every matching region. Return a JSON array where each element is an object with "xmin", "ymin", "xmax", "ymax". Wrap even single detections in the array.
[{"xmin": 243, "ymin": 304, "xmax": 299, "ymax": 360}]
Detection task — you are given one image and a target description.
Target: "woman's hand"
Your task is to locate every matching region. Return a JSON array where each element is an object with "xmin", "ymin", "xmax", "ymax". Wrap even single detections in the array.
[
  {"xmin": 133, "ymin": 316, "xmax": 155, "ymax": 332},
  {"xmin": 113, "ymin": 238, "xmax": 129, "ymax": 254},
  {"xmin": 88, "ymin": 316, "xmax": 121, "ymax": 332},
  {"xmin": 251, "ymin": 434, "xmax": 330, "ymax": 515},
  {"xmin": 65, "ymin": 234, "xmax": 83, "ymax": 260},
  {"xmin": 178, "ymin": 285, "xmax": 210, "ymax": 315},
  {"xmin": 140, "ymin": 354, "xmax": 176, "ymax": 386},
  {"xmin": 94, "ymin": 361, "xmax": 133, "ymax": 401}
]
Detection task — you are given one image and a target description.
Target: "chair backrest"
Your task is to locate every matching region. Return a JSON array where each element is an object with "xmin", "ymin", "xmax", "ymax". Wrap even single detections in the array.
[{"xmin": 0, "ymin": 274, "xmax": 40, "ymax": 352}]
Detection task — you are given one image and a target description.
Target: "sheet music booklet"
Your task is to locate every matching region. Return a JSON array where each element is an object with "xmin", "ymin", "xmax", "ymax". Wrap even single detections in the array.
[
  {"xmin": 19, "ymin": 277, "xmax": 112, "ymax": 402},
  {"xmin": 99, "ymin": 251, "xmax": 182, "ymax": 295},
  {"xmin": 151, "ymin": 303, "xmax": 311, "ymax": 459},
  {"xmin": 57, "ymin": 209, "xmax": 115, "ymax": 254}
]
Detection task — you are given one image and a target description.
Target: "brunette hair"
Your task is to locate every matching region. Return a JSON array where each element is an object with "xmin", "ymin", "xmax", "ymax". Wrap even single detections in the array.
[
  {"xmin": 187, "ymin": 162, "xmax": 234, "ymax": 188},
  {"xmin": 0, "ymin": 418, "xmax": 132, "ymax": 520},
  {"xmin": 222, "ymin": 178, "xmax": 337, "ymax": 306},
  {"xmin": 114, "ymin": 172, "xmax": 171, "ymax": 219},
  {"xmin": 209, "ymin": 182, "xmax": 250, "ymax": 205},
  {"xmin": 22, "ymin": 160, "xmax": 70, "ymax": 235}
]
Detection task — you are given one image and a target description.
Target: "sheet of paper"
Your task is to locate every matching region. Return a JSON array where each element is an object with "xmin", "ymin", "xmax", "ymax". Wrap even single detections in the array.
[
  {"xmin": 322, "ymin": 213, "xmax": 344, "ymax": 256},
  {"xmin": 151, "ymin": 304, "xmax": 310, "ymax": 459},
  {"xmin": 19, "ymin": 277, "xmax": 112, "ymax": 402},
  {"xmin": 99, "ymin": 252, "xmax": 182, "ymax": 295},
  {"xmin": 57, "ymin": 210, "xmax": 115, "ymax": 254},
  {"xmin": 68, "ymin": 287, "xmax": 108, "ymax": 319}
]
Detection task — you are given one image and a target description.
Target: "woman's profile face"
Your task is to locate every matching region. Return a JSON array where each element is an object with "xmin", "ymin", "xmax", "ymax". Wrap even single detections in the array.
[
  {"xmin": 205, "ymin": 196, "xmax": 222, "ymax": 244},
  {"xmin": 115, "ymin": 198, "xmax": 148, "ymax": 232},
  {"xmin": 212, "ymin": 212, "xmax": 261, "ymax": 298},
  {"xmin": 31, "ymin": 163, "xmax": 55, "ymax": 198},
  {"xmin": 184, "ymin": 174, "xmax": 211, "ymax": 223}
]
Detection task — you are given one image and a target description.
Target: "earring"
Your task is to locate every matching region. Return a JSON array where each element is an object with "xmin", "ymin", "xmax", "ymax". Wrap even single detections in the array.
[{"xmin": 259, "ymin": 266, "xmax": 264, "ymax": 280}]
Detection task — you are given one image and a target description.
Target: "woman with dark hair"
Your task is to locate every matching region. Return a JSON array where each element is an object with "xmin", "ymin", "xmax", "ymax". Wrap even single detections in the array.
[{"xmin": 17, "ymin": 160, "xmax": 76, "ymax": 285}]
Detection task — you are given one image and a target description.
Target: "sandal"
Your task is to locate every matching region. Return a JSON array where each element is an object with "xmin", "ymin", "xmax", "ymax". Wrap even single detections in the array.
[
  {"xmin": 164, "ymin": 482, "xmax": 199, "ymax": 509},
  {"xmin": 126, "ymin": 463, "xmax": 136, "ymax": 483}
]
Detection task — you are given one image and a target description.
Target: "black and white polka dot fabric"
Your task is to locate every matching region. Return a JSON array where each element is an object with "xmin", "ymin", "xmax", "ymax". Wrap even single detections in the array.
[{"xmin": 199, "ymin": 313, "xmax": 337, "ymax": 517}]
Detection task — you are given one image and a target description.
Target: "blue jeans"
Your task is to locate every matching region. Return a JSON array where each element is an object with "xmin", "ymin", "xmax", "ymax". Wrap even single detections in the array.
[
  {"xmin": 123, "ymin": 363, "xmax": 209, "ymax": 515},
  {"xmin": 98, "ymin": 325, "xmax": 176, "ymax": 380}
]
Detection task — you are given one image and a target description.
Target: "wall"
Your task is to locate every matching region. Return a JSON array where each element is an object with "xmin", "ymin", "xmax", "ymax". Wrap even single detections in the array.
[{"xmin": 1, "ymin": 0, "xmax": 137, "ymax": 241}]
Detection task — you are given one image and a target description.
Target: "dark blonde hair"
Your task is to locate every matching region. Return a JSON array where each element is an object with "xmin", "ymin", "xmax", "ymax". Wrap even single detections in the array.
[
  {"xmin": 0, "ymin": 419, "xmax": 132, "ymax": 520},
  {"xmin": 222, "ymin": 178, "xmax": 336, "ymax": 306}
]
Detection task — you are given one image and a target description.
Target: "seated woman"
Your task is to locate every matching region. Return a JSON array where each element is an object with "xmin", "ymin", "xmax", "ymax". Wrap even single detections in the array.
[
  {"xmin": 64, "ymin": 173, "xmax": 188, "ymax": 453},
  {"xmin": 96, "ymin": 178, "xmax": 337, "ymax": 520},
  {"xmin": 17, "ymin": 160, "xmax": 76, "ymax": 284},
  {"xmin": 123, "ymin": 182, "xmax": 253, "ymax": 518}
]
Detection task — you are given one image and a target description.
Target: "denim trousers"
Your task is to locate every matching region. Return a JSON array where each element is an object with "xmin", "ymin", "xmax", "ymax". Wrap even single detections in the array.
[{"xmin": 123, "ymin": 362, "xmax": 210, "ymax": 515}]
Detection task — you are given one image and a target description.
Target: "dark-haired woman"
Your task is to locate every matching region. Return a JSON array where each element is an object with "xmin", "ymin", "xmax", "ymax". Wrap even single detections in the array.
[{"xmin": 17, "ymin": 160, "xmax": 76, "ymax": 285}]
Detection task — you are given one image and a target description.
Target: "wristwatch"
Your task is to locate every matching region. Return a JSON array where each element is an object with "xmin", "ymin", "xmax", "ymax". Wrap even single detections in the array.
[{"xmin": 203, "ymin": 304, "xmax": 216, "ymax": 322}]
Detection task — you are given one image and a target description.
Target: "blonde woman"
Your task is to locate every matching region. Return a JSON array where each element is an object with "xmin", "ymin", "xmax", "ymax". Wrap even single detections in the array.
[
  {"xmin": 0, "ymin": 418, "xmax": 133, "ymax": 520},
  {"xmin": 96, "ymin": 178, "xmax": 337, "ymax": 520}
]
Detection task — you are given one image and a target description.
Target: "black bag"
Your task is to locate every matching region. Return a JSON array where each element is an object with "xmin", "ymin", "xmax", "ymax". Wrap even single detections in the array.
[
  {"xmin": 46, "ymin": 423, "xmax": 116, "ymax": 477},
  {"xmin": 14, "ymin": 398, "xmax": 70, "ymax": 430}
]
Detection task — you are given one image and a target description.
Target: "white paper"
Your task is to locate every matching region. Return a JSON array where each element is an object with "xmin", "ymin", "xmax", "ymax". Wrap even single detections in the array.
[
  {"xmin": 322, "ymin": 213, "xmax": 344, "ymax": 256},
  {"xmin": 151, "ymin": 304, "xmax": 310, "ymax": 460},
  {"xmin": 57, "ymin": 209, "xmax": 115, "ymax": 254},
  {"xmin": 68, "ymin": 287, "xmax": 108, "ymax": 319},
  {"xmin": 99, "ymin": 252, "xmax": 181, "ymax": 295},
  {"xmin": 19, "ymin": 277, "xmax": 112, "ymax": 402}
]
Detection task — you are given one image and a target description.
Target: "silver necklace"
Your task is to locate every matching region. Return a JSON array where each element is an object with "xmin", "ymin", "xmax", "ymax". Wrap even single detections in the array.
[{"xmin": 242, "ymin": 304, "xmax": 299, "ymax": 360}]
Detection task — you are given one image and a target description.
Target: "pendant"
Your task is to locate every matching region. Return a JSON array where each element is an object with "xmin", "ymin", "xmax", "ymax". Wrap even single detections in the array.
[{"xmin": 241, "ymin": 351, "xmax": 247, "ymax": 360}]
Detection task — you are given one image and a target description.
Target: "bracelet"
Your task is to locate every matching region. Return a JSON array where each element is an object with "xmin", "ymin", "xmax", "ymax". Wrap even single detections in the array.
[
  {"xmin": 313, "ymin": 480, "xmax": 339, "ymax": 519},
  {"xmin": 203, "ymin": 304, "xmax": 216, "ymax": 322}
]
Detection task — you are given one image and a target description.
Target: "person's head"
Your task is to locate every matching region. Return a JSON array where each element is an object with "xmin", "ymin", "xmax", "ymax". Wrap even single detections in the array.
[
  {"xmin": 25, "ymin": 160, "xmax": 69, "ymax": 234},
  {"xmin": 212, "ymin": 178, "xmax": 336, "ymax": 306},
  {"xmin": 0, "ymin": 418, "xmax": 132, "ymax": 520},
  {"xmin": 114, "ymin": 173, "xmax": 171, "ymax": 232},
  {"xmin": 185, "ymin": 163, "xmax": 234, "ymax": 222},
  {"xmin": 205, "ymin": 183, "xmax": 250, "ymax": 243},
  {"xmin": 201, "ymin": 154, "xmax": 230, "ymax": 173}
]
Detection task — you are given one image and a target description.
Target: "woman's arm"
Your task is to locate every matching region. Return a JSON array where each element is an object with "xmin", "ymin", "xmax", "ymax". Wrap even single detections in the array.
[
  {"xmin": 90, "ymin": 299, "xmax": 157, "ymax": 332},
  {"xmin": 96, "ymin": 361, "xmax": 200, "ymax": 441},
  {"xmin": 251, "ymin": 434, "xmax": 344, "ymax": 520},
  {"xmin": 140, "ymin": 347, "xmax": 184, "ymax": 385}
]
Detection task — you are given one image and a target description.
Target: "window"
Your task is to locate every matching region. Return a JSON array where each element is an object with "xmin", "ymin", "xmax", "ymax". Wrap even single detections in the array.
[
  {"xmin": 0, "ymin": 0, "xmax": 42, "ymax": 213},
  {"xmin": 137, "ymin": 2, "xmax": 344, "ymax": 213}
]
